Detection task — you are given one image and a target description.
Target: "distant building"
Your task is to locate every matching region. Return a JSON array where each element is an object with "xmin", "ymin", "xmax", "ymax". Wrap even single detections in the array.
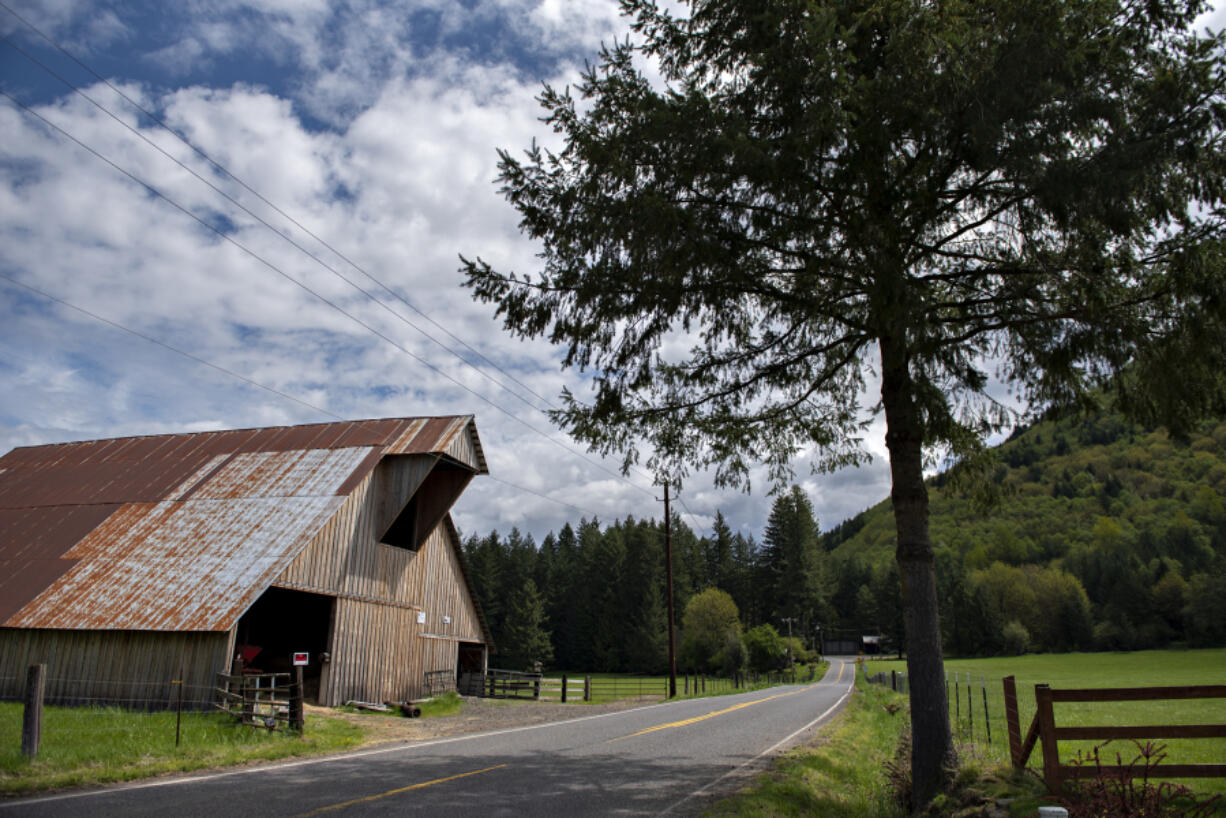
[{"xmin": 0, "ymin": 416, "xmax": 493, "ymax": 707}]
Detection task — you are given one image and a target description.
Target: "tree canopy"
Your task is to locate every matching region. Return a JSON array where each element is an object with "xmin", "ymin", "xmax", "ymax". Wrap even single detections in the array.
[{"xmin": 464, "ymin": 0, "xmax": 1226, "ymax": 805}]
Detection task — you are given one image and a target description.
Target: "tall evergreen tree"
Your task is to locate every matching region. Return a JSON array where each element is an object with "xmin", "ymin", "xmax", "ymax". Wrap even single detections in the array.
[
  {"xmin": 464, "ymin": 0, "xmax": 1226, "ymax": 800},
  {"xmin": 500, "ymin": 578, "xmax": 554, "ymax": 670},
  {"xmin": 761, "ymin": 486, "xmax": 828, "ymax": 626}
]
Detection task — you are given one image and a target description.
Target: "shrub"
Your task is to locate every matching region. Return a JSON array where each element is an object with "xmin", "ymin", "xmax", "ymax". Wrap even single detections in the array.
[
  {"xmin": 1001, "ymin": 620, "xmax": 1030, "ymax": 655},
  {"xmin": 1059, "ymin": 740, "xmax": 1222, "ymax": 818}
]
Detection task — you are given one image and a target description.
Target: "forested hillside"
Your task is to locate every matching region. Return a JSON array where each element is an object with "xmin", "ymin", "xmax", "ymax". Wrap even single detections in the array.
[
  {"xmin": 462, "ymin": 412, "xmax": 1226, "ymax": 673},
  {"xmin": 826, "ymin": 412, "xmax": 1226, "ymax": 655}
]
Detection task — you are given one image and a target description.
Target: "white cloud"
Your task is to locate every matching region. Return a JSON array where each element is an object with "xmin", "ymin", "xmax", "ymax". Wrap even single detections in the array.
[{"xmin": 12, "ymin": 0, "xmax": 1201, "ymax": 548}]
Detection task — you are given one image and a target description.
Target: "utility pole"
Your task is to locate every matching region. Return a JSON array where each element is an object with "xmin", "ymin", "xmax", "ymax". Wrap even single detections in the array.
[
  {"xmin": 782, "ymin": 616, "xmax": 796, "ymax": 677},
  {"xmin": 664, "ymin": 484, "xmax": 677, "ymax": 698}
]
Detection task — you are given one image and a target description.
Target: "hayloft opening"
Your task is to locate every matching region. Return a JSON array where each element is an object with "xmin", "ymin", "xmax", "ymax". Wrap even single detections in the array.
[
  {"xmin": 380, "ymin": 458, "xmax": 473, "ymax": 551},
  {"xmin": 235, "ymin": 586, "xmax": 334, "ymax": 702}
]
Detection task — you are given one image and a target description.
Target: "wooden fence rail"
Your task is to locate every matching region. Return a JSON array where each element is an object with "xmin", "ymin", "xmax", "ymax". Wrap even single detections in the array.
[{"xmin": 1003, "ymin": 675, "xmax": 1226, "ymax": 794}]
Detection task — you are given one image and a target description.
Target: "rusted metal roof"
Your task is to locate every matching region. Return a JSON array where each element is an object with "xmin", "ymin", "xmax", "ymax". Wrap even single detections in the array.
[{"xmin": 0, "ymin": 416, "xmax": 487, "ymax": 632}]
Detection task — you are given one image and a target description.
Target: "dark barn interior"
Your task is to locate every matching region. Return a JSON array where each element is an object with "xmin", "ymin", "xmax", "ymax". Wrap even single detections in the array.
[{"xmin": 235, "ymin": 586, "xmax": 334, "ymax": 701}]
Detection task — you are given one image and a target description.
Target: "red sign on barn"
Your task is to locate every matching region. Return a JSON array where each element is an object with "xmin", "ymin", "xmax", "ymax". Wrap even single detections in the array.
[{"xmin": 292, "ymin": 652, "xmax": 309, "ymax": 666}]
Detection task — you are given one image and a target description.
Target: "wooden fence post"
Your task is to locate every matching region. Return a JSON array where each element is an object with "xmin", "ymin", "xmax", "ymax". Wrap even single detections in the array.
[
  {"xmin": 174, "ymin": 667, "xmax": 185, "ymax": 747},
  {"xmin": 891, "ymin": 670, "xmax": 896, "ymax": 692},
  {"xmin": 289, "ymin": 666, "xmax": 305, "ymax": 732},
  {"xmin": 561, "ymin": 674, "xmax": 568, "ymax": 703},
  {"xmin": 982, "ymin": 676, "xmax": 991, "ymax": 744},
  {"xmin": 22, "ymin": 664, "xmax": 45, "ymax": 758},
  {"xmin": 1035, "ymin": 683, "xmax": 1062, "ymax": 794},
  {"xmin": 584, "ymin": 675, "xmax": 591, "ymax": 702},
  {"xmin": 1003, "ymin": 675, "xmax": 1022, "ymax": 768}
]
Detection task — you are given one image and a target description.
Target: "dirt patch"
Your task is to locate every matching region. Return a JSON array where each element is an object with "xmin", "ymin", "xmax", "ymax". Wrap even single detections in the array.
[{"xmin": 310, "ymin": 695, "xmax": 663, "ymax": 746}]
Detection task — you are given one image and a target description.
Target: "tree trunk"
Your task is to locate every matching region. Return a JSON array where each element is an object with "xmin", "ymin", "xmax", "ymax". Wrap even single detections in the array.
[{"xmin": 879, "ymin": 335, "xmax": 955, "ymax": 811}]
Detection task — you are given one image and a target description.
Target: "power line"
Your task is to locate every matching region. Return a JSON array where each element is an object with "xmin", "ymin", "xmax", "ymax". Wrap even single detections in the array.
[
  {"xmin": 1, "ymin": 89, "xmax": 656, "ymax": 499},
  {"xmin": 484, "ymin": 476, "xmax": 604, "ymax": 518},
  {"xmin": 0, "ymin": 15, "xmax": 659, "ymax": 501},
  {"xmin": 0, "ymin": 26, "xmax": 552, "ymax": 419},
  {"xmin": 0, "ymin": 272, "xmax": 341, "ymax": 421},
  {"xmin": 0, "ymin": 271, "xmax": 607, "ymax": 518},
  {"xmin": 0, "ymin": 0, "xmax": 557, "ymax": 413},
  {"xmin": 675, "ymin": 495, "xmax": 710, "ymax": 538}
]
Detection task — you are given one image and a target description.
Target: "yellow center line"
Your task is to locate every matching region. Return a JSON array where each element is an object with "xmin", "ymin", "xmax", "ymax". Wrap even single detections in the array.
[
  {"xmin": 835, "ymin": 661, "xmax": 846, "ymax": 683},
  {"xmin": 291, "ymin": 763, "xmax": 508, "ymax": 817},
  {"xmin": 608, "ymin": 686, "xmax": 812, "ymax": 743}
]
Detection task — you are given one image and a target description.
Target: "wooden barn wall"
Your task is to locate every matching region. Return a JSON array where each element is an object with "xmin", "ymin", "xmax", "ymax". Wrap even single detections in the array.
[
  {"xmin": 315, "ymin": 524, "xmax": 485, "ymax": 705},
  {"xmin": 276, "ymin": 456, "xmax": 487, "ymax": 705},
  {"xmin": 275, "ymin": 457, "xmax": 433, "ymax": 600},
  {"xmin": 0, "ymin": 628, "xmax": 231, "ymax": 709}
]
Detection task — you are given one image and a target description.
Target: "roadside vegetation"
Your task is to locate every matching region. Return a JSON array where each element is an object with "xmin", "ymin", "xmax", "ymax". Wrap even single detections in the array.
[
  {"xmin": 712, "ymin": 654, "xmax": 1226, "ymax": 817},
  {"xmin": 0, "ymin": 704, "xmax": 365, "ymax": 796},
  {"xmin": 706, "ymin": 675, "xmax": 908, "ymax": 818}
]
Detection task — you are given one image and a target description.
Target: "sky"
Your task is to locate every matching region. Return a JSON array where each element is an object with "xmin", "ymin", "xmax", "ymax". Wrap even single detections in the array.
[{"xmin": 2, "ymin": 0, "xmax": 1224, "ymax": 545}]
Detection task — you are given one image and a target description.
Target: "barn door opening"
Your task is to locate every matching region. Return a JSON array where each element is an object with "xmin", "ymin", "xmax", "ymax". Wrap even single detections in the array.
[
  {"xmin": 456, "ymin": 642, "xmax": 486, "ymax": 696},
  {"xmin": 235, "ymin": 586, "xmax": 334, "ymax": 703}
]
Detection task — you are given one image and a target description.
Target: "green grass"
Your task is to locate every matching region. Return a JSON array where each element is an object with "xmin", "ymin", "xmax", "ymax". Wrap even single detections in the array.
[
  {"xmin": 866, "ymin": 648, "xmax": 1226, "ymax": 804},
  {"xmin": 416, "ymin": 691, "xmax": 463, "ymax": 717},
  {"xmin": 705, "ymin": 675, "xmax": 907, "ymax": 817},
  {"xmin": 0, "ymin": 704, "xmax": 366, "ymax": 795}
]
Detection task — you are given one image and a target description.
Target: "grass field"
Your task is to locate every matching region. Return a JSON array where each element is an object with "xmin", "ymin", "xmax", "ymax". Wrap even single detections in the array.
[
  {"xmin": 866, "ymin": 648, "xmax": 1226, "ymax": 802},
  {"xmin": 0, "ymin": 705, "xmax": 366, "ymax": 795}
]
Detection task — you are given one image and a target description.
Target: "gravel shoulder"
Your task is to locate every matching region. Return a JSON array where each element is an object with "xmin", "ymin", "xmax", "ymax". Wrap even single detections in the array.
[{"xmin": 310, "ymin": 695, "xmax": 664, "ymax": 745}]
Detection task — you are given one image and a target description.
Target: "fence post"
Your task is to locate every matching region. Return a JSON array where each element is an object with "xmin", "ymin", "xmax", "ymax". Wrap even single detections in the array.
[
  {"xmin": 891, "ymin": 670, "xmax": 896, "ymax": 692},
  {"xmin": 561, "ymin": 674, "xmax": 568, "ymax": 703},
  {"xmin": 966, "ymin": 673, "xmax": 973, "ymax": 737},
  {"xmin": 1035, "ymin": 683, "xmax": 1062, "ymax": 794},
  {"xmin": 1003, "ymin": 675, "xmax": 1022, "ymax": 767},
  {"xmin": 175, "ymin": 667, "xmax": 185, "ymax": 747},
  {"xmin": 981, "ymin": 676, "xmax": 991, "ymax": 745},
  {"xmin": 585, "ymin": 675, "xmax": 591, "ymax": 702},
  {"xmin": 701, "ymin": 674, "xmax": 706, "ymax": 694},
  {"xmin": 289, "ymin": 666, "xmax": 305, "ymax": 732},
  {"xmin": 21, "ymin": 664, "xmax": 45, "ymax": 758},
  {"xmin": 955, "ymin": 671, "xmax": 960, "ymax": 724}
]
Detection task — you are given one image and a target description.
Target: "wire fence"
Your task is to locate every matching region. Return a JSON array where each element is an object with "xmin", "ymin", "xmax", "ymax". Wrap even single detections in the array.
[{"xmin": 863, "ymin": 667, "xmax": 1226, "ymax": 779}]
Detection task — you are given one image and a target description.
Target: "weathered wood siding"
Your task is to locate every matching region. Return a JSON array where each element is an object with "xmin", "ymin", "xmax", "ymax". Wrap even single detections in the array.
[
  {"xmin": 0, "ymin": 628, "xmax": 231, "ymax": 708},
  {"xmin": 275, "ymin": 456, "xmax": 486, "ymax": 705}
]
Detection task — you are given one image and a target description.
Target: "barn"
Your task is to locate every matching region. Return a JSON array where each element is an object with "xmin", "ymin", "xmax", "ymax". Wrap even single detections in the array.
[{"xmin": 0, "ymin": 416, "xmax": 494, "ymax": 708}]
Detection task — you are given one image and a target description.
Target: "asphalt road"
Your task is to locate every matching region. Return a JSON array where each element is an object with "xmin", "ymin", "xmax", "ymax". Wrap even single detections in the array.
[{"xmin": 3, "ymin": 658, "xmax": 856, "ymax": 817}]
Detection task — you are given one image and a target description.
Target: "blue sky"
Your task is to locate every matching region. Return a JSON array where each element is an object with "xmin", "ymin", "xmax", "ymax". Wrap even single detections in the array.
[{"xmin": 2, "ymin": 0, "xmax": 1224, "ymax": 544}]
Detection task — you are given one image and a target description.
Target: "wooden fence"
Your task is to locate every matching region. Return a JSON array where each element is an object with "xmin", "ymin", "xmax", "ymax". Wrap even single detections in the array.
[
  {"xmin": 1003, "ymin": 675, "xmax": 1226, "ymax": 794},
  {"xmin": 481, "ymin": 669, "xmax": 591, "ymax": 701},
  {"xmin": 478, "ymin": 668, "xmax": 811, "ymax": 704}
]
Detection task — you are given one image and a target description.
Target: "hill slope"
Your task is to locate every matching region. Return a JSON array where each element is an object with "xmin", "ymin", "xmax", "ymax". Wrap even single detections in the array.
[{"xmin": 822, "ymin": 411, "xmax": 1226, "ymax": 655}]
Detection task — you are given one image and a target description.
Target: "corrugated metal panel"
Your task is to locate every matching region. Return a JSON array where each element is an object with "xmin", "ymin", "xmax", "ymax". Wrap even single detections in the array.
[
  {"xmin": 0, "ymin": 415, "xmax": 487, "ymax": 633},
  {"xmin": 6, "ymin": 495, "xmax": 345, "ymax": 631}
]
